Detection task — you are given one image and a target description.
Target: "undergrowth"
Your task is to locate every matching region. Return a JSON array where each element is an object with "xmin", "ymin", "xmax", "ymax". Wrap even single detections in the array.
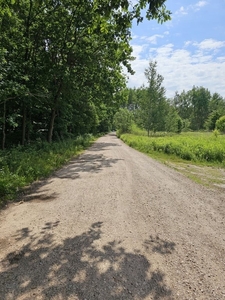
[
  {"xmin": 120, "ymin": 132, "xmax": 225, "ymax": 167},
  {"xmin": 0, "ymin": 134, "xmax": 94, "ymax": 206}
]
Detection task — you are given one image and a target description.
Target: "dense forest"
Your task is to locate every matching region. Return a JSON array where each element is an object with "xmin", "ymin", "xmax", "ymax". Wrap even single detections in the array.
[{"xmin": 0, "ymin": 0, "xmax": 171, "ymax": 150}]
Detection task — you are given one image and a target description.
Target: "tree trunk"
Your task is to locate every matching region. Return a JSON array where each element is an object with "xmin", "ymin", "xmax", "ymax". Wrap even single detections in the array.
[
  {"xmin": 47, "ymin": 80, "xmax": 63, "ymax": 143},
  {"xmin": 47, "ymin": 108, "xmax": 56, "ymax": 143},
  {"xmin": 2, "ymin": 100, "xmax": 6, "ymax": 150},
  {"xmin": 22, "ymin": 106, "xmax": 26, "ymax": 146},
  {"xmin": 27, "ymin": 111, "xmax": 31, "ymax": 144}
]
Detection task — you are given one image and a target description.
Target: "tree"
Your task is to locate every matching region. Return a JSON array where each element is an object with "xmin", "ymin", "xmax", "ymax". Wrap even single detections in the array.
[
  {"xmin": 165, "ymin": 106, "xmax": 182, "ymax": 133},
  {"xmin": 190, "ymin": 86, "xmax": 211, "ymax": 130},
  {"xmin": 204, "ymin": 110, "xmax": 222, "ymax": 131},
  {"xmin": 216, "ymin": 116, "xmax": 225, "ymax": 134},
  {"xmin": 139, "ymin": 61, "xmax": 167, "ymax": 135},
  {"xmin": 113, "ymin": 108, "xmax": 132, "ymax": 135},
  {"xmin": 209, "ymin": 93, "xmax": 225, "ymax": 114},
  {"xmin": 172, "ymin": 90, "xmax": 193, "ymax": 121}
]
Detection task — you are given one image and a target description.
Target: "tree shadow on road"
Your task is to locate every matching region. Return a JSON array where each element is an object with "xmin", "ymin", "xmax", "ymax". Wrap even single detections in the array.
[
  {"xmin": 55, "ymin": 153, "xmax": 123, "ymax": 180},
  {"xmin": 144, "ymin": 235, "xmax": 176, "ymax": 255},
  {"xmin": 89, "ymin": 142, "xmax": 121, "ymax": 152},
  {"xmin": 21, "ymin": 140, "xmax": 123, "ymax": 202},
  {"xmin": 0, "ymin": 222, "xmax": 174, "ymax": 300}
]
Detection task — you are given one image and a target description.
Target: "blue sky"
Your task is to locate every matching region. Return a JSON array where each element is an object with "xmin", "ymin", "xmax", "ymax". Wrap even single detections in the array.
[{"xmin": 127, "ymin": 0, "xmax": 225, "ymax": 98}]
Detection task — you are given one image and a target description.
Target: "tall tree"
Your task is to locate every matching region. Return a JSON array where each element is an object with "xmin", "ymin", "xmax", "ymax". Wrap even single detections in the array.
[
  {"xmin": 190, "ymin": 86, "xmax": 211, "ymax": 130},
  {"xmin": 139, "ymin": 61, "xmax": 167, "ymax": 135}
]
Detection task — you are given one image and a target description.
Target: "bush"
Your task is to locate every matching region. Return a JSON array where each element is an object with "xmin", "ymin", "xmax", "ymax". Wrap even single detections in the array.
[
  {"xmin": 205, "ymin": 111, "xmax": 221, "ymax": 130},
  {"xmin": 216, "ymin": 115, "xmax": 225, "ymax": 133}
]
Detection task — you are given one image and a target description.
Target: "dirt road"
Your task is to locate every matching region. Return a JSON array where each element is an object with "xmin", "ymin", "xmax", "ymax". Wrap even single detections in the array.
[{"xmin": 0, "ymin": 133, "xmax": 225, "ymax": 300}]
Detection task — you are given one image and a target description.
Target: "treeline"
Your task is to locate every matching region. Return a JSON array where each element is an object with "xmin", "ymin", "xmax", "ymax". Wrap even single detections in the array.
[
  {"xmin": 0, "ymin": 0, "xmax": 171, "ymax": 149},
  {"xmin": 120, "ymin": 61, "xmax": 225, "ymax": 134}
]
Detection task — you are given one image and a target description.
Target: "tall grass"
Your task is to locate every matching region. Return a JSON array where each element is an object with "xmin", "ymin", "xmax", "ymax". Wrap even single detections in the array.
[
  {"xmin": 0, "ymin": 134, "xmax": 94, "ymax": 206},
  {"xmin": 121, "ymin": 132, "xmax": 225, "ymax": 166},
  {"xmin": 130, "ymin": 123, "xmax": 175, "ymax": 137}
]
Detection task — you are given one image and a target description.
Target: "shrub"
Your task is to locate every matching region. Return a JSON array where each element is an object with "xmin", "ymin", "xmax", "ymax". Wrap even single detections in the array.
[{"xmin": 216, "ymin": 115, "xmax": 225, "ymax": 134}]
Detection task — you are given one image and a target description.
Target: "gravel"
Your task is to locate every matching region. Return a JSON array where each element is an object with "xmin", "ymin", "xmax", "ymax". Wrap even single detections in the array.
[{"xmin": 0, "ymin": 132, "xmax": 224, "ymax": 299}]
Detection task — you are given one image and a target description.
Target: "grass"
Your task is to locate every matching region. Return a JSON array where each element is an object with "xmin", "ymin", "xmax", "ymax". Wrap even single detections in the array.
[
  {"xmin": 0, "ymin": 134, "xmax": 95, "ymax": 206},
  {"xmin": 121, "ymin": 132, "xmax": 225, "ymax": 165},
  {"xmin": 120, "ymin": 129, "xmax": 225, "ymax": 189}
]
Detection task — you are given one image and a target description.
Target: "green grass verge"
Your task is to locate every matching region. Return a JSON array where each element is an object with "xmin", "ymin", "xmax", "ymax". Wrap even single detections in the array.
[
  {"xmin": 0, "ymin": 134, "xmax": 95, "ymax": 206},
  {"xmin": 121, "ymin": 132, "xmax": 225, "ymax": 165},
  {"xmin": 120, "ymin": 132, "xmax": 225, "ymax": 188}
]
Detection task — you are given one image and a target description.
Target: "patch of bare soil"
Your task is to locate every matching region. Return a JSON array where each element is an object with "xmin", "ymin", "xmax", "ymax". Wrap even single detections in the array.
[
  {"xmin": 0, "ymin": 133, "xmax": 224, "ymax": 299},
  {"xmin": 168, "ymin": 162, "xmax": 225, "ymax": 190}
]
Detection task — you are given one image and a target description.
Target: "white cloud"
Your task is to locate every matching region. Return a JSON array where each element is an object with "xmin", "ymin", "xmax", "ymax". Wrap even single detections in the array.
[
  {"xmin": 184, "ymin": 41, "xmax": 192, "ymax": 47},
  {"xmin": 195, "ymin": 1, "xmax": 208, "ymax": 9},
  {"xmin": 194, "ymin": 39, "xmax": 225, "ymax": 50},
  {"xmin": 128, "ymin": 39, "xmax": 225, "ymax": 98},
  {"xmin": 175, "ymin": 1, "xmax": 208, "ymax": 15},
  {"xmin": 145, "ymin": 34, "xmax": 164, "ymax": 44},
  {"xmin": 132, "ymin": 34, "xmax": 139, "ymax": 39},
  {"xmin": 155, "ymin": 43, "xmax": 174, "ymax": 57},
  {"xmin": 131, "ymin": 44, "xmax": 146, "ymax": 59},
  {"xmin": 136, "ymin": 34, "xmax": 164, "ymax": 44},
  {"xmin": 217, "ymin": 56, "xmax": 225, "ymax": 62},
  {"xmin": 175, "ymin": 6, "xmax": 188, "ymax": 15}
]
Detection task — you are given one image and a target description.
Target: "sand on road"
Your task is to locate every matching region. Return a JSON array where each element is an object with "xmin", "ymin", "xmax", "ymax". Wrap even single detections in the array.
[{"xmin": 0, "ymin": 133, "xmax": 224, "ymax": 300}]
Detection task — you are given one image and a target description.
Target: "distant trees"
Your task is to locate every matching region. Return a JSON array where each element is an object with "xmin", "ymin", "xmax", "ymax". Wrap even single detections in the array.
[
  {"xmin": 171, "ymin": 88, "xmax": 225, "ymax": 132},
  {"xmin": 125, "ymin": 64, "xmax": 225, "ymax": 135},
  {"xmin": 125, "ymin": 61, "xmax": 182, "ymax": 135},
  {"xmin": 113, "ymin": 108, "xmax": 132, "ymax": 135}
]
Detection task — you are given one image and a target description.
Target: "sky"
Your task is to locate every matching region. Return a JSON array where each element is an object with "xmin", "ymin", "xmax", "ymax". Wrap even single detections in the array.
[{"xmin": 127, "ymin": 0, "xmax": 225, "ymax": 98}]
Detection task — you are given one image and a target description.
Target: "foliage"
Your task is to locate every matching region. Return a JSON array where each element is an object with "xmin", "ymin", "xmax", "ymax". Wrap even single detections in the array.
[
  {"xmin": 209, "ymin": 93, "xmax": 225, "ymax": 114},
  {"xmin": 181, "ymin": 119, "xmax": 191, "ymax": 132},
  {"xmin": 204, "ymin": 110, "xmax": 222, "ymax": 130},
  {"xmin": 120, "ymin": 132, "xmax": 225, "ymax": 165},
  {"xmin": 0, "ymin": 0, "xmax": 171, "ymax": 149},
  {"xmin": 213, "ymin": 129, "xmax": 219, "ymax": 138},
  {"xmin": 113, "ymin": 108, "xmax": 132, "ymax": 136},
  {"xmin": 190, "ymin": 86, "xmax": 211, "ymax": 130},
  {"xmin": 216, "ymin": 115, "xmax": 225, "ymax": 134},
  {"xmin": 138, "ymin": 61, "xmax": 168, "ymax": 135},
  {"xmin": 0, "ymin": 135, "xmax": 94, "ymax": 206},
  {"xmin": 165, "ymin": 107, "xmax": 182, "ymax": 133},
  {"xmin": 171, "ymin": 88, "xmax": 225, "ymax": 132}
]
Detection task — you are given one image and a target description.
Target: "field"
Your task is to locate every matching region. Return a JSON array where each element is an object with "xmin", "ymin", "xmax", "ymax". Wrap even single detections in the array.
[
  {"xmin": 121, "ymin": 131, "xmax": 225, "ymax": 165},
  {"xmin": 120, "ymin": 130, "xmax": 225, "ymax": 188}
]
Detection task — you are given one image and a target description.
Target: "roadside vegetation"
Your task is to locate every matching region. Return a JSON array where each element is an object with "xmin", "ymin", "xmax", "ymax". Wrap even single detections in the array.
[
  {"xmin": 121, "ymin": 130, "xmax": 225, "ymax": 166},
  {"xmin": 114, "ymin": 61, "xmax": 225, "ymax": 188},
  {"xmin": 120, "ymin": 129, "xmax": 225, "ymax": 188},
  {"xmin": 0, "ymin": 135, "xmax": 94, "ymax": 206}
]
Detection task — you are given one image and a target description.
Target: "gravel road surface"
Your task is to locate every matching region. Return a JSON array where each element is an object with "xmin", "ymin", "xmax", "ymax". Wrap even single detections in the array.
[{"xmin": 0, "ymin": 133, "xmax": 225, "ymax": 300}]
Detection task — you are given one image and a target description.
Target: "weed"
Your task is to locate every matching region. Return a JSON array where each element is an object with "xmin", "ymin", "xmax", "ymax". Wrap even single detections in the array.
[
  {"xmin": 121, "ymin": 132, "xmax": 225, "ymax": 166},
  {"xmin": 0, "ymin": 135, "xmax": 94, "ymax": 206}
]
